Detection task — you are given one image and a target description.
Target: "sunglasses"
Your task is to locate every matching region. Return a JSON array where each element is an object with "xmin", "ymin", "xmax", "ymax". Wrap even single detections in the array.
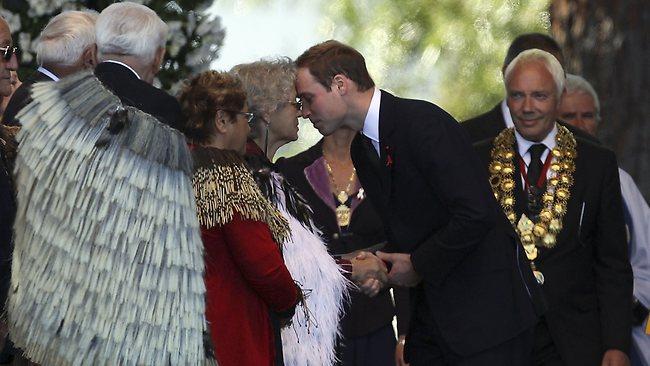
[
  {"xmin": 0, "ymin": 46, "xmax": 19, "ymax": 61},
  {"xmin": 220, "ymin": 109, "xmax": 256, "ymax": 126}
]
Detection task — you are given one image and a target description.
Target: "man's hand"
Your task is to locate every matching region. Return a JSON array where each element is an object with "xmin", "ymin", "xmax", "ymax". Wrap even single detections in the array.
[
  {"xmin": 350, "ymin": 251, "xmax": 388, "ymax": 297},
  {"xmin": 601, "ymin": 349, "xmax": 629, "ymax": 366},
  {"xmin": 395, "ymin": 335, "xmax": 409, "ymax": 366},
  {"xmin": 376, "ymin": 252, "xmax": 421, "ymax": 287}
]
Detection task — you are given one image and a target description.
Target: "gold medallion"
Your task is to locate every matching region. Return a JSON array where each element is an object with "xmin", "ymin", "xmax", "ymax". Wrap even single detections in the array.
[
  {"xmin": 533, "ymin": 270, "xmax": 545, "ymax": 285},
  {"xmin": 337, "ymin": 190, "xmax": 349, "ymax": 203},
  {"xmin": 336, "ymin": 204, "xmax": 351, "ymax": 227},
  {"xmin": 523, "ymin": 244, "xmax": 538, "ymax": 261},
  {"xmin": 324, "ymin": 155, "xmax": 358, "ymax": 227},
  {"xmin": 488, "ymin": 126, "xmax": 577, "ymax": 250}
]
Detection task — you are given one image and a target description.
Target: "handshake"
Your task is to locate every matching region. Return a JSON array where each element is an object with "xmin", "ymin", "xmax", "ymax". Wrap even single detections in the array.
[{"xmin": 346, "ymin": 250, "xmax": 422, "ymax": 297}]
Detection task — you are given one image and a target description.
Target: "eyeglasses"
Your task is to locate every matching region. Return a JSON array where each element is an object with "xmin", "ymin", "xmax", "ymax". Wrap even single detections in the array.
[
  {"xmin": 220, "ymin": 109, "xmax": 256, "ymax": 126},
  {"xmin": 0, "ymin": 46, "xmax": 19, "ymax": 62}
]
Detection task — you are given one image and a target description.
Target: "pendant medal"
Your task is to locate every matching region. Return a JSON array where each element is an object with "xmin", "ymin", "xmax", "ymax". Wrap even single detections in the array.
[{"xmin": 336, "ymin": 204, "xmax": 351, "ymax": 227}]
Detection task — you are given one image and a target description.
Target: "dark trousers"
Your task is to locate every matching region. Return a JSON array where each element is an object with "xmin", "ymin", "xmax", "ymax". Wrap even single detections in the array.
[
  {"xmin": 335, "ymin": 324, "xmax": 397, "ymax": 366},
  {"xmin": 532, "ymin": 318, "xmax": 564, "ymax": 366},
  {"xmin": 404, "ymin": 283, "xmax": 536, "ymax": 366},
  {"xmin": 405, "ymin": 312, "xmax": 534, "ymax": 366}
]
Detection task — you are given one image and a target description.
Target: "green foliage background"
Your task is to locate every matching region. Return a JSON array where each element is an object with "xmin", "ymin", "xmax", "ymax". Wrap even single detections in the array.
[{"xmin": 322, "ymin": 0, "xmax": 551, "ymax": 120}]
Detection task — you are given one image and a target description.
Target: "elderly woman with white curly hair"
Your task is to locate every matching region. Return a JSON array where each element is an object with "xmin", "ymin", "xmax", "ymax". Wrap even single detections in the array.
[{"xmin": 231, "ymin": 58, "xmax": 359, "ymax": 366}]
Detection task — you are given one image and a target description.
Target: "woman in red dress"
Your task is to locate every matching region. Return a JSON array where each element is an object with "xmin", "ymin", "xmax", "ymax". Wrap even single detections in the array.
[{"xmin": 178, "ymin": 71, "xmax": 300, "ymax": 366}]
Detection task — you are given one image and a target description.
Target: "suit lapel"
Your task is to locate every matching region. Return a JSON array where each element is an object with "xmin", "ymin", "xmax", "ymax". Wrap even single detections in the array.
[
  {"xmin": 553, "ymin": 141, "xmax": 584, "ymax": 249},
  {"xmin": 378, "ymin": 90, "xmax": 399, "ymax": 198},
  {"xmin": 512, "ymin": 146, "xmax": 527, "ymax": 221},
  {"xmin": 351, "ymin": 133, "xmax": 387, "ymax": 218}
]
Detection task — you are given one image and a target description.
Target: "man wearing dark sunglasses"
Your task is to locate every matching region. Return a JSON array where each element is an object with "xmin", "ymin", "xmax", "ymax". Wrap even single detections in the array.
[
  {"xmin": 0, "ymin": 20, "xmax": 18, "ymax": 99},
  {"xmin": 0, "ymin": 14, "xmax": 20, "ymax": 365},
  {"xmin": 2, "ymin": 10, "xmax": 97, "ymax": 127}
]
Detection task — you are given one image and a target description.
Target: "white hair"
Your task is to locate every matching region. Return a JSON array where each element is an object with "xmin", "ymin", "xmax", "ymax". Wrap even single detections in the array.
[
  {"xmin": 35, "ymin": 10, "xmax": 98, "ymax": 67},
  {"xmin": 95, "ymin": 2, "xmax": 168, "ymax": 64},
  {"xmin": 565, "ymin": 73, "xmax": 601, "ymax": 121},
  {"xmin": 504, "ymin": 48, "xmax": 566, "ymax": 97}
]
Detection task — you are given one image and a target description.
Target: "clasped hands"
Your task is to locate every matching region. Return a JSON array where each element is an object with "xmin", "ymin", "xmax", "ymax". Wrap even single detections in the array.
[{"xmin": 348, "ymin": 250, "xmax": 421, "ymax": 297}]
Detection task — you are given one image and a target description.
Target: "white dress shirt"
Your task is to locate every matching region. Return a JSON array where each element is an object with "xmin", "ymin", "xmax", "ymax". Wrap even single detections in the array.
[
  {"xmin": 361, "ymin": 87, "xmax": 382, "ymax": 156},
  {"xmin": 103, "ymin": 60, "xmax": 141, "ymax": 79},
  {"xmin": 501, "ymin": 99, "xmax": 515, "ymax": 128},
  {"xmin": 37, "ymin": 66, "xmax": 59, "ymax": 82},
  {"xmin": 514, "ymin": 123, "xmax": 558, "ymax": 185}
]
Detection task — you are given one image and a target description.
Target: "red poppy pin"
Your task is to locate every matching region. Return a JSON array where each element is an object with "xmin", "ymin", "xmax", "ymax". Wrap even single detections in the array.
[{"xmin": 385, "ymin": 145, "xmax": 393, "ymax": 168}]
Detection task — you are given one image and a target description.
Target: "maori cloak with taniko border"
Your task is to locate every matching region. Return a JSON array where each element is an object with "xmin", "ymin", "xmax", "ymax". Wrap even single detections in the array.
[{"xmin": 8, "ymin": 72, "xmax": 213, "ymax": 365}]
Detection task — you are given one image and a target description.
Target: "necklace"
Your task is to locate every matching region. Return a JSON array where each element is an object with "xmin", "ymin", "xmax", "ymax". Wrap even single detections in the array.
[
  {"xmin": 324, "ymin": 156, "xmax": 356, "ymax": 227},
  {"xmin": 488, "ymin": 126, "xmax": 577, "ymax": 284}
]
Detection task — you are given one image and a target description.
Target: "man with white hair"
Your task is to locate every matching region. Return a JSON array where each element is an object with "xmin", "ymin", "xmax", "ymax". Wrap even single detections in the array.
[
  {"xmin": 2, "ymin": 10, "xmax": 97, "ymax": 125},
  {"xmin": 462, "ymin": 33, "xmax": 598, "ymax": 145},
  {"xmin": 474, "ymin": 49, "xmax": 633, "ymax": 365},
  {"xmin": 559, "ymin": 74, "xmax": 650, "ymax": 366},
  {"xmin": 558, "ymin": 74, "xmax": 601, "ymax": 136},
  {"xmin": 6, "ymin": 3, "xmax": 210, "ymax": 364},
  {"xmin": 93, "ymin": 1, "xmax": 184, "ymax": 130}
]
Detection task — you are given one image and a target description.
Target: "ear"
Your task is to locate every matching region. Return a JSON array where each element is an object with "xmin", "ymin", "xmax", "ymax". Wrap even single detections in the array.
[
  {"xmin": 214, "ymin": 110, "xmax": 229, "ymax": 134},
  {"xmin": 82, "ymin": 44, "xmax": 98, "ymax": 69},
  {"xmin": 151, "ymin": 47, "xmax": 166, "ymax": 75},
  {"xmin": 332, "ymin": 74, "xmax": 348, "ymax": 94},
  {"xmin": 261, "ymin": 111, "xmax": 271, "ymax": 125}
]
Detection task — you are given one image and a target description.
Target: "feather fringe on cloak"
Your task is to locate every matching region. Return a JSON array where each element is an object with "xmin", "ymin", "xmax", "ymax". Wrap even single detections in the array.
[
  {"xmin": 249, "ymin": 160, "xmax": 350, "ymax": 366},
  {"xmin": 275, "ymin": 174, "xmax": 350, "ymax": 366},
  {"xmin": 8, "ymin": 72, "xmax": 213, "ymax": 365}
]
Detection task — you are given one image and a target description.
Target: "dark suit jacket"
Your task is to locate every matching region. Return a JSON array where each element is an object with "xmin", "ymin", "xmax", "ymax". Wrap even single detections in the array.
[
  {"xmin": 276, "ymin": 140, "xmax": 410, "ymax": 338},
  {"xmin": 349, "ymin": 90, "xmax": 540, "ymax": 357},
  {"xmin": 474, "ymin": 130, "xmax": 633, "ymax": 365},
  {"xmin": 2, "ymin": 69, "xmax": 54, "ymax": 126},
  {"xmin": 94, "ymin": 62, "xmax": 184, "ymax": 131},
  {"xmin": 462, "ymin": 102, "xmax": 600, "ymax": 144}
]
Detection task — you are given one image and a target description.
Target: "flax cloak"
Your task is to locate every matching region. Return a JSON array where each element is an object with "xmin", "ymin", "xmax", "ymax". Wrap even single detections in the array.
[{"xmin": 8, "ymin": 72, "xmax": 212, "ymax": 365}]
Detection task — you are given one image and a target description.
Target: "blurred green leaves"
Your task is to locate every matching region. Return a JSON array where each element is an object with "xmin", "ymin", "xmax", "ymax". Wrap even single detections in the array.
[{"xmin": 322, "ymin": 0, "xmax": 551, "ymax": 120}]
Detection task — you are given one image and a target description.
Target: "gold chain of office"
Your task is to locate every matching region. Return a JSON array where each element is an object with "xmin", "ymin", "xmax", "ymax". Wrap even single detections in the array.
[
  {"xmin": 488, "ymin": 126, "xmax": 577, "ymax": 250},
  {"xmin": 323, "ymin": 156, "xmax": 357, "ymax": 227}
]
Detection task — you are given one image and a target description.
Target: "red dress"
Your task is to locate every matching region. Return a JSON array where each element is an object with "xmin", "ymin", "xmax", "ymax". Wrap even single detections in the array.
[{"xmin": 203, "ymin": 212, "xmax": 298, "ymax": 366}]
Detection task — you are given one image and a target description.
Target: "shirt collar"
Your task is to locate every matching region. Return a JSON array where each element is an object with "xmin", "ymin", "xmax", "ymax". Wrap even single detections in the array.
[
  {"xmin": 514, "ymin": 122, "xmax": 558, "ymax": 162},
  {"xmin": 103, "ymin": 60, "xmax": 141, "ymax": 80},
  {"xmin": 501, "ymin": 99, "xmax": 515, "ymax": 128},
  {"xmin": 37, "ymin": 66, "xmax": 59, "ymax": 82},
  {"xmin": 361, "ymin": 87, "xmax": 381, "ymax": 144}
]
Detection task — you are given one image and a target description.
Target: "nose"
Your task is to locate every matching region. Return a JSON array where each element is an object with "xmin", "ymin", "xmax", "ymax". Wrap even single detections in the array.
[
  {"xmin": 6, "ymin": 53, "xmax": 18, "ymax": 71},
  {"xmin": 522, "ymin": 96, "xmax": 534, "ymax": 112}
]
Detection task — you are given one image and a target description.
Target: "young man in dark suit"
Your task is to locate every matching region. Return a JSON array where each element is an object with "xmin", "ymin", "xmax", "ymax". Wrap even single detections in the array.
[
  {"xmin": 462, "ymin": 33, "xmax": 596, "ymax": 145},
  {"xmin": 473, "ymin": 49, "xmax": 633, "ymax": 366},
  {"xmin": 295, "ymin": 40, "xmax": 541, "ymax": 366},
  {"xmin": 93, "ymin": 3, "xmax": 184, "ymax": 131}
]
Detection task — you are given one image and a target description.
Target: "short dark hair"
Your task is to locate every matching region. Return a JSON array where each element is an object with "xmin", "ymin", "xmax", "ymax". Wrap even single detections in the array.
[
  {"xmin": 295, "ymin": 40, "xmax": 375, "ymax": 92},
  {"xmin": 177, "ymin": 70, "xmax": 246, "ymax": 142},
  {"xmin": 503, "ymin": 33, "xmax": 564, "ymax": 70}
]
